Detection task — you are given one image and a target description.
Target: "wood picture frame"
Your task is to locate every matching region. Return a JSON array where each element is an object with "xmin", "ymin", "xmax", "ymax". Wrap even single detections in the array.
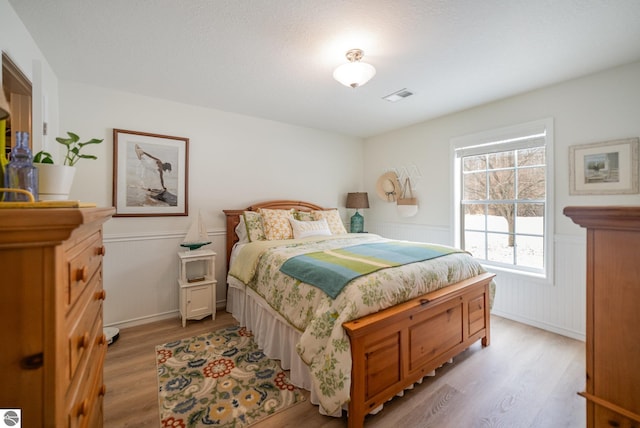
[
  {"xmin": 112, "ymin": 129, "xmax": 189, "ymax": 217},
  {"xmin": 569, "ymin": 137, "xmax": 639, "ymax": 195}
]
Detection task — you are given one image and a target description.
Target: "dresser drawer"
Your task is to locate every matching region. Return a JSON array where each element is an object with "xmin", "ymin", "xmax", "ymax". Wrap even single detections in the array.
[
  {"xmin": 66, "ymin": 230, "xmax": 105, "ymax": 310},
  {"xmin": 594, "ymin": 403, "xmax": 640, "ymax": 428},
  {"xmin": 66, "ymin": 274, "xmax": 105, "ymax": 388},
  {"xmin": 67, "ymin": 339, "xmax": 106, "ymax": 428}
]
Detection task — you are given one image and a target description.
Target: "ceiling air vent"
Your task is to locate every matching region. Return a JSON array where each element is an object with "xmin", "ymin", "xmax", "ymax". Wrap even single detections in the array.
[{"xmin": 383, "ymin": 88, "xmax": 414, "ymax": 103}]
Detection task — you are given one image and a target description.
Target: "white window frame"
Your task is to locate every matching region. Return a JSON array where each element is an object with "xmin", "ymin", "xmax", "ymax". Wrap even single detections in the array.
[{"xmin": 450, "ymin": 118, "xmax": 554, "ymax": 283}]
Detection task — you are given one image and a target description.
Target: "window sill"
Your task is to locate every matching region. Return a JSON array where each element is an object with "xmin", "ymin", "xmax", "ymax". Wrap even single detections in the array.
[{"xmin": 481, "ymin": 263, "xmax": 553, "ymax": 286}]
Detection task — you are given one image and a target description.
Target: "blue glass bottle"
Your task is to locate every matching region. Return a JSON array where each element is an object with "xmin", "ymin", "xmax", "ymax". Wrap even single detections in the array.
[{"xmin": 4, "ymin": 132, "xmax": 38, "ymax": 201}]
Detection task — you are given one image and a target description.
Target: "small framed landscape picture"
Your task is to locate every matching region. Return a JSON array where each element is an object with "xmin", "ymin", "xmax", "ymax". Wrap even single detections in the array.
[
  {"xmin": 113, "ymin": 129, "xmax": 189, "ymax": 216},
  {"xmin": 569, "ymin": 137, "xmax": 639, "ymax": 195}
]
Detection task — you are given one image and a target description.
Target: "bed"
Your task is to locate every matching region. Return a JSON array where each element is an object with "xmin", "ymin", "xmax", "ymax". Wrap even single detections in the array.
[{"xmin": 223, "ymin": 200, "xmax": 495, "ymax": 428}]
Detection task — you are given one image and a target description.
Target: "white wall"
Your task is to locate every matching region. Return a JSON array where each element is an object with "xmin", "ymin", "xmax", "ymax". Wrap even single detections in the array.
[
  {"xmin": 364, "ymin": 60, "xmax": 640, "ymax": 340},
  {"xmin": 58, "ymin": 81, "xmax": 364, "ymax": 327}
]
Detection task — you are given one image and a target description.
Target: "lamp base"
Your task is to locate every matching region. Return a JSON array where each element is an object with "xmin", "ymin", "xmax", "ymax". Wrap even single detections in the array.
[{"xmin": 350, "ymin": 211, "xmax": 364, "ymax": 233}]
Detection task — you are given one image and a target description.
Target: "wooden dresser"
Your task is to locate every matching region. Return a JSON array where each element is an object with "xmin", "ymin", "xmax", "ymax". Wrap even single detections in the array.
[
  {"xmin": 564, "ymin": 206, "xmax": 640, "ymax": 428},
  {"xmin": 0, "ymin": 207, "xmax": 114, "ymax": 428}
]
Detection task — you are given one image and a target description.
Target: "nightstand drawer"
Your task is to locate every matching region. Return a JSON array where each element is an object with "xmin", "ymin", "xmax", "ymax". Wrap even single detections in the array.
[{"xmin": 67, "ymin": 231, "xmax": 104, "ymax": 310}]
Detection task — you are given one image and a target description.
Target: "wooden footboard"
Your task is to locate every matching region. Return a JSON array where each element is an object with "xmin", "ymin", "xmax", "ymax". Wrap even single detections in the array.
[{"xmin": 343, "ymin": 272, "xmax": 495, "ymax": 428}]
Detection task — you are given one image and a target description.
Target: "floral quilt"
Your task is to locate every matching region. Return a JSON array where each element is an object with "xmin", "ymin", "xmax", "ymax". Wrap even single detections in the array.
[{"xmin": 229, "ymin": 233, "xmax": 493, "ymax": 415}]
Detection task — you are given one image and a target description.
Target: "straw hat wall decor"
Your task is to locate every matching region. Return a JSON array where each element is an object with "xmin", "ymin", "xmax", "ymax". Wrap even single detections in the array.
[{"xmin": 376, "ymin": 171, "xmax": 402, "ymax": 202}]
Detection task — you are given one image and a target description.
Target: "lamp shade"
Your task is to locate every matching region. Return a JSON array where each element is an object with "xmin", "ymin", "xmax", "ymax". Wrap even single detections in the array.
[
  {"xmin": 333, "ymin": 61, "xmax": 376, "ymax": 88},
  {"xmin": 0, "ymin": 88, "xmax": 10, "ymax": 120},
  {"xmin": 346, "ymin": 192, "xmax": 370, "ymax": 209},
  {"xmin": 333, "ymin": 49, "xmax": 376, "ymax": 88}
]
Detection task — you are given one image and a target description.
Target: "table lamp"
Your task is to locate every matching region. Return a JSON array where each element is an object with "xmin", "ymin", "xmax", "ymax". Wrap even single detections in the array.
[{"xmin": 346, "ymin": 192, "xmax": 370, "ymax": 233}]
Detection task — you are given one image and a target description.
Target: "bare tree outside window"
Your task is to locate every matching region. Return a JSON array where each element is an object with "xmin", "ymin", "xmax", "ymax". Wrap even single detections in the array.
[{"xmin": 461, "ymin": 146, "xmax": 546, "ymax": 269}]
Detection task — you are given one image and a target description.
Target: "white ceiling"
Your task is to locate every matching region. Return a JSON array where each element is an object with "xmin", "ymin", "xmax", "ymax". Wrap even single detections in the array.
[{"xmin": 9, "ymin": 0, "xmax": 640, "ymax": 138}]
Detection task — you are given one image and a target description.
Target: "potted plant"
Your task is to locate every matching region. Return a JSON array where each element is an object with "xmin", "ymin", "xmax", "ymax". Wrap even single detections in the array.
[{"xmin": 34, "ymin": 132, "xmax": 103, "ymax": 200}]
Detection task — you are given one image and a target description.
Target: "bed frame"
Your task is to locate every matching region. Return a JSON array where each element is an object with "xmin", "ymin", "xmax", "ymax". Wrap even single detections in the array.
[{"xmin": 223, "ymin": 200, "xmax": 494, "ymax": 428}]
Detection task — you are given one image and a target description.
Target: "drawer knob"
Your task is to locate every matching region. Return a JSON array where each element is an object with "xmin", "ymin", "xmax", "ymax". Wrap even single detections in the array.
[
  {"xmin": 77, "ymin": 398, "xmax": 90, "ymax": 416},
  {"xmin": 99, "ymin": 384, "xmax": 107, "ymax": 396},
  {"xmin": 75, "ymin": 265, "xmax": 89, "ymax": 282},
  {"xmin": 20, "ymin": 352, "xmax": 44, "ymax": 370},
  {"xmin": 95, "ymin": 289, "xmax": 107, "ymax": 301},
  {"xmin": 98, "ymin": 245, "xmax": 106, "ymax": 256},
  {"xmin": 78, "ymin": 332, "xmax": 90, "ymax": 349},
  {"xmin": 98, "ymin": 334, "xmax": 107, "ymax": 346}
]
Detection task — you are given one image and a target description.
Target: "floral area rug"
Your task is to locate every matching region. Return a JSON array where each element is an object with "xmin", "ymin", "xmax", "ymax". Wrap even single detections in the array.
[{"xmin": 156, "ymin": 326, "xmax": 306, "ymax": 427}]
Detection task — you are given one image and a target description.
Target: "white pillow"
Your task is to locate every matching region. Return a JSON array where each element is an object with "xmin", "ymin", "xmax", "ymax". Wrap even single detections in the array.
[
  {"xmin": 312, "ymin": 209, "xmax": 348, "ymax": 235},
  {"xmin": 289, "ymin": 218, "xmax": 332, "ymax": 239},
  {"xmin": 235, "ymin": 216, "xmax": 249, "ymax": 244}
]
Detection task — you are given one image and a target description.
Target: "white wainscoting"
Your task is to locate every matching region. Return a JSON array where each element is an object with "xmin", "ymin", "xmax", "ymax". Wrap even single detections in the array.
[
  {"xmin": 489, "ymin": 234, "xmax": 586, "ymax": 341},
  {"xmin": 368, "ymin": 222, "xmax": 586, "ymax": 341},
  {"xmin": 103, "ymin": 229, "xmax": 227, "ymax": 329}
]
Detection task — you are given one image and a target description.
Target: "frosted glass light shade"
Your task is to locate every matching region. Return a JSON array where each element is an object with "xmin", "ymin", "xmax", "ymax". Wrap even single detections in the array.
[
  {"xmin": 333, "ymin": 61, "xmax": 376, "ymax": 88},
  {"xmin": 333, "ymin": 49, "xmax": 376, "ymax": 88}
]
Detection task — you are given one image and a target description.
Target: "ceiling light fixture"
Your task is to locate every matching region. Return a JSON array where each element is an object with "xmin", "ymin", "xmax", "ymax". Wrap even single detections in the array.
[{"xmin": 333, "ymin": 49, "xmax": 376, "ymax": 88}]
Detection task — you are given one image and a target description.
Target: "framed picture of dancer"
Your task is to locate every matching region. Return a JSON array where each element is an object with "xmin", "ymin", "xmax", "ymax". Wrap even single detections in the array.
[{"xmin": 113, "ymin": 129, "xmax": 189, "ymax": 217}]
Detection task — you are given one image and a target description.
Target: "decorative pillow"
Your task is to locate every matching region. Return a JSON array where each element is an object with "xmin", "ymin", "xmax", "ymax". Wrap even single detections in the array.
[
  {"xmin": 235, "ymin": 216, "xmax": 249, "ymax": 244},
  {"xmin": 294, "ymin": 210, "xmax": 315, "ymax": 221},
  {"xmin": 289, "ymin": 218, "xmax": 332, "ymax": 239},
  {"xmin": 243, "ymin": 211, "xmax": 266, "ymax": 242},
  {"xmin": 313, "ymin": 209, "xmax": 347, "ymax": 235},
  {"xmin": 258, "ymin": 208, "xmax": 295, "ymax": 240}
]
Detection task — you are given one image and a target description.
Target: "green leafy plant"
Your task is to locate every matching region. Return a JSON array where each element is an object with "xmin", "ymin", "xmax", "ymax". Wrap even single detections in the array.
[
  {"xmin": 34, "ymin": 132, "xmax": 103, "ymax": 166},
  {"xmin": 33, "ymin": 150, "xmax": 54, "ymax": 164}
]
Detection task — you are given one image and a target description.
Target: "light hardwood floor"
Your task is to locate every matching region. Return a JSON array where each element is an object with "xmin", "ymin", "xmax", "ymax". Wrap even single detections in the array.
[{"xmin": 104, "ymin": 313, "xmax": 585, "ymax": 427}]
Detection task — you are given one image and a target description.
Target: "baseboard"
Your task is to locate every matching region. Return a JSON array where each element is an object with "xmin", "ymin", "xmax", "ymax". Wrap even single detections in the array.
[
  {"xmin": 491, "ymin": 309, "xmax": 586, "ymax": 342},
  {"xmin": 104, "ymin": 301, "xmax": 228, "ymax": 329},
  {"xmin": 104, "ymin": 310, "xmax": 180, "ymax": 329}
]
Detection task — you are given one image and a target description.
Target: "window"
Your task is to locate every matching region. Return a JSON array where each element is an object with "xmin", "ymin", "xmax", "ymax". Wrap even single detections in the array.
[{"xmin": 451, "ymin": 119, "xmax": 554, "ymax": 279}]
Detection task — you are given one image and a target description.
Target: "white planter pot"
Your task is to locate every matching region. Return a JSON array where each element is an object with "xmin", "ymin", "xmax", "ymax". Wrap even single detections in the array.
[{"xmin": 35, "ymin": 164, "xmax": 76, "ymax": 201}]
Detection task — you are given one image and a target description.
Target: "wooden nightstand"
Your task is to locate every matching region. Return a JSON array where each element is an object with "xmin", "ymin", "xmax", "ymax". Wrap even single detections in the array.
[{"xmin": 178, "ymin": 249, "xmax": 217, "ymax": 327}]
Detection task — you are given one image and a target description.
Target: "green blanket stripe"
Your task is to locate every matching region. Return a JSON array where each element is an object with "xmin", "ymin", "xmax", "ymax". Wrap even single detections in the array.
[
  {"xmin": 305, "ymin": 250, "xmax": 394, "ymax": 274},
  {"xmin": 280, "ymin": 241, "xmax": 464, "ymax": 298}
]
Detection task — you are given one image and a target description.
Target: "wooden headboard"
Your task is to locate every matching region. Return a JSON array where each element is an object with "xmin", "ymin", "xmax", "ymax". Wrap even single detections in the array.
[{"xmin": 222, "ymin": 200, "xmax": 330, "ymax": 272}]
